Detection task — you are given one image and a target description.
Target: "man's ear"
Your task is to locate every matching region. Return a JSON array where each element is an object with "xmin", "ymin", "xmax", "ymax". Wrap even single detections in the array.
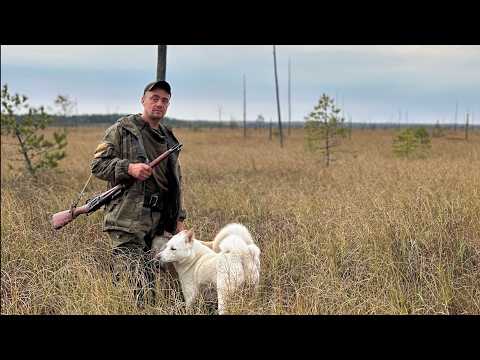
[
  {"xmin": 186, "ymin": 229, "xmax": 194, "ymax": 244},
  {"xmin": 141, "ymin": 96, "xmax": 145, "ymax": 105}
]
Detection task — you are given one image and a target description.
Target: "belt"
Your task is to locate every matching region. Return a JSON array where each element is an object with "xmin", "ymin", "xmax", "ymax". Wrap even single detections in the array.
[{"xmin": 144, "ymin": 192, "xmax": 166, "ymax": 211}]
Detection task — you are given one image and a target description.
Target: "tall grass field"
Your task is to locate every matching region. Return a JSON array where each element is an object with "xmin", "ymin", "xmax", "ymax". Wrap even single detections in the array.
[{"xmin": 1, "ymin": 127, "xmax": 479, "ymax": 314}]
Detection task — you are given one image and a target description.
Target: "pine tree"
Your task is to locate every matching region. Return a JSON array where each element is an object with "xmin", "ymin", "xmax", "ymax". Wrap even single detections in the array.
[
  {"xmin": 393, "ymin": 127, "xmax": 431, "ymax": 159},
  {"xmin": 393, "ymin": 128, "xmax": 418, "ymax": 158},
  {"xmin": 304, "ymin": 94, "xmax": 345, "ymax": 166},
  {"xmin": 1, "ymin": 84, "xmax": 67, "ymax": 178}
]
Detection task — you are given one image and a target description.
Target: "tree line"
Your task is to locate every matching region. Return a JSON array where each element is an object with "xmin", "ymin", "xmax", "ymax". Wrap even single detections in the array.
[{"xmin": 9, "ymin": 113, "xmax": 477, "ymax": 131}]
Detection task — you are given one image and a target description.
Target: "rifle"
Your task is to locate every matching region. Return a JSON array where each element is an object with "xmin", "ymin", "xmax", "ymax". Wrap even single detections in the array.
[{"xmin": 51, "ymin": 143, "xmax": 183, "ymax": 230}]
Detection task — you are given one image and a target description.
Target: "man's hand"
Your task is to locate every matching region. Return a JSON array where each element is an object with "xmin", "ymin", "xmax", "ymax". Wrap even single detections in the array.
[
  {"xmin": 128, "ymin": 163, "xmax": 152, "ymax": 181},
  {"xmin": 175, "ymin": 221, "xmax": 185, "ymax": 234}
]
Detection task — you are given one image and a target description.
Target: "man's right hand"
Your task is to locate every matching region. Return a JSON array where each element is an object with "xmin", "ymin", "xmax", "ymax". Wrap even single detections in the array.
[{"xmin": 128, "ymin": 163, "xmax": 152, "ymax": 181}]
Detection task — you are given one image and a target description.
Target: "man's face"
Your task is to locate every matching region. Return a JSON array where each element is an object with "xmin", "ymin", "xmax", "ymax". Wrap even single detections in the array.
[{"xmin": 141, "ymin": 88, "xmax": 170, "ymax": 120}]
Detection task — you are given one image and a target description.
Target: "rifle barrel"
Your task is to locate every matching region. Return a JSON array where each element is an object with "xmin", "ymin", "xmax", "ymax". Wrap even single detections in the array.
[{"xmin": 149, "ymin": 143, "xmax": 182, "ymax": 168}]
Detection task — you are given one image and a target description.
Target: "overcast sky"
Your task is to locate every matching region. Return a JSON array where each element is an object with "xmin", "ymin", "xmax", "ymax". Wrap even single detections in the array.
[{"xmin": 1, "ymin": 45, "xmax": 479, "ymax": 124}]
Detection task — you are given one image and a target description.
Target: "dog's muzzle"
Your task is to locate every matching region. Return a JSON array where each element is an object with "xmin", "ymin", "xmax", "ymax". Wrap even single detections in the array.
[{"xmin": 149, "ymin": 251, "xmax": 169, "ymax": 272}]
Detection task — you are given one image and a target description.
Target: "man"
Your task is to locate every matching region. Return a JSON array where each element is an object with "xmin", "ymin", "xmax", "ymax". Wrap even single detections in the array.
[{"xmin": 90, "ymin": 80, "xmax": 186, "ymax": 306}]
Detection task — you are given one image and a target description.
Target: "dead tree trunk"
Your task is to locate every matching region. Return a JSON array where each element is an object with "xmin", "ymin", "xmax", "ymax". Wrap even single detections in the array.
[
  {"xmin": 269, "ymin": 118, "xmax": 273, "ymax": 141},
  {"xmin": 288, "ymin": 58, "xmax": 291, "ymax": 136},
  {"xmin": 454, "ymin": 101, "xmax": 458, "ymax": 132},
  {"xmin": 243, "ymin": 74, "xmax": 247, "ymax": 138},
  {"xmin": 273, "ymin": 45, "xmax": 284, "ymax": 148},
  {"xmin": 157, "ymin": 45, "xmax": 167, "ymax": 81},
  {"xmin": 325, "ymin": 117, "xmax": 330, "ymax": 167},
  {"xmin": 348, "ymin": 114, "xmax": 352, "ymax": 140},
  {"xmin": 465, "ymin": 112, "xmax": 470, "ymax": 140}
]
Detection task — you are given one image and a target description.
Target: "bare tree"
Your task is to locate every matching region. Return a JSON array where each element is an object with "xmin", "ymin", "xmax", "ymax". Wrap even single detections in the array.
[
  {"xmin": 54, "ymin": 95, "xmax": 76, "ymax": 126},
  {"xmin": 454, "ymin": 101, "xmax": 458, "ymax": 132},
  {"xmin": 255, "ymin": 114, "xmax": 265, "ymax": 130},
  {"xmin": 348, "ymin": 114, "xmax": 353, "ymax": 139},
  {"xmin": 243, "ymin": 74, "xmax": 247, "ymax": 138},
  {"xmin": 273, "ymin": 45, "xmax": 284, "ymax": 148},
  {"xmin": 269, "ymin": 118, "xmax": 273, "ymax": 141},
  {"xmin": 157, "ymin": 45, "xmax": 167, "ymax": 81},
  {"xmin": 465, "ymin": 112, "xmax": 470, "ymax": 140},
  {"xmin": 288, "ymin": 57, "xmax": 292, "ymax": 136}
]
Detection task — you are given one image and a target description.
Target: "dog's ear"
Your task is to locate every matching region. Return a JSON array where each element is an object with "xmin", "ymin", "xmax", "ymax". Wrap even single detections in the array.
[{"xmin": 186, "ymin": 229, "xmax": 194, "ymax": 244}]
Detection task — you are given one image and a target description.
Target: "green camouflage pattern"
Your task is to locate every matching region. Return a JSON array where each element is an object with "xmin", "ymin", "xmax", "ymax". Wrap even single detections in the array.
[{"xmin": 91, "ymin": 114, "xmax": 186, "ymax": 237}]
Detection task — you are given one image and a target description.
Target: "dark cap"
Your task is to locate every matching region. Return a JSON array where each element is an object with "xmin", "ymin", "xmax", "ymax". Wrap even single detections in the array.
[{"xmin": 143, "ymin": 80, "xmax": 171, "ymax": 96}]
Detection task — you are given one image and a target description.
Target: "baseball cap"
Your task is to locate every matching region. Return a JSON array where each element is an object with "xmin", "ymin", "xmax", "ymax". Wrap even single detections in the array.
[{"xmin": 143, "ymin": 80, "xmax": 171, "ymax": 96}]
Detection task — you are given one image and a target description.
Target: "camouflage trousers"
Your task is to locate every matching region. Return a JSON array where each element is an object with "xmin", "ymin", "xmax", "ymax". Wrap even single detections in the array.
[{"xmin": 107, "ymin": 211, "xmax": 175, "ymax": 308}]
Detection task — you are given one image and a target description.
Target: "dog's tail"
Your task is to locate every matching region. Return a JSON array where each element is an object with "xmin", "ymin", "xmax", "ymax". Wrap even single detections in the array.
[
  {"xmin": 212, "ymin": 223, "xmax": 254, "ymax": 252},
  {"xmin": 213, "ymin": 223, "xmax": 260, "ymax": 285}
]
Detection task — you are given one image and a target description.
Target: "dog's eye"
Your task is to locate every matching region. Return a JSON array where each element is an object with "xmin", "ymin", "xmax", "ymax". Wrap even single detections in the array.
[{"xmin": 171, "ymin": 247, "xmax": 176, "ymax": 251}]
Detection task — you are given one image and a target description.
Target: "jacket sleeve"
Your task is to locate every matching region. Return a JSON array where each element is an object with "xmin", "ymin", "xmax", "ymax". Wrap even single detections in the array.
[
  {"xmin": 176, "ymin": 158, "xmax": 187, "ymax": 221},
  {"xmin": 90, "ymin": 124, "xmax": 132, "ymax": 185}
]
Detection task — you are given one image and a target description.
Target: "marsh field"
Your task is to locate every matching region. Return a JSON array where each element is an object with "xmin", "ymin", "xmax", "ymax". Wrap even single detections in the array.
[{"xmin": 1, "ymin": 126, "xmax": 479, "ymax": 314}]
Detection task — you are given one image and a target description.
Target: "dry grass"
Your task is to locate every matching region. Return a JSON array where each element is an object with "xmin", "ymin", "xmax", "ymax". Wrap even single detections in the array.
[{"xmin": 1, "ymin": 127, "xmax": 479, "ymax": 314}]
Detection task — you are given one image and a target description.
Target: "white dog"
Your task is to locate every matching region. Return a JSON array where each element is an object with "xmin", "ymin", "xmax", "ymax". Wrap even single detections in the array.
[{"xmin": 156, "ymin": 223, "xmax": 261, "ymax": 314}]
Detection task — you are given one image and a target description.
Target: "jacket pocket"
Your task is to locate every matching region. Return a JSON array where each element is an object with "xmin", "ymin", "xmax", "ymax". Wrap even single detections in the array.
[
  {"xmin": 105, "ymin": 194, "xmax": 121, "ymax": 212},
  {"xmin": 104, "ymin": 189, "xmax": 141, "ymax": 231}
]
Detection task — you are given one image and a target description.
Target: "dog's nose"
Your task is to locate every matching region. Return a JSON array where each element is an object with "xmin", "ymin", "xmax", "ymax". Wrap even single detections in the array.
[{"xmin": 154, "ymin": 254, "xmax": 169, "ymax": 272}]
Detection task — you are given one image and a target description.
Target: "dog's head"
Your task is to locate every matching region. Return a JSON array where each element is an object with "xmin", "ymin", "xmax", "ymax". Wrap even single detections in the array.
[{"xmin": 156, "ymin": 229, "xmax": 195, "ymax": 264}]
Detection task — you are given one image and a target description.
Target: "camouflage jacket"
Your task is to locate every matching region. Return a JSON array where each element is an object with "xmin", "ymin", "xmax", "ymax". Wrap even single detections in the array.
[{"xmin": 90, "ymin": 114, "xmax": 186, "ymax": 234}]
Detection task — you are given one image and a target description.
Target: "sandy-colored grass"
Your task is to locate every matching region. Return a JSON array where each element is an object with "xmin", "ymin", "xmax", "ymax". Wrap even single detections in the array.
[{"xmin": 1, "ymin": 127, "xmax": 479, "ymax": 314}]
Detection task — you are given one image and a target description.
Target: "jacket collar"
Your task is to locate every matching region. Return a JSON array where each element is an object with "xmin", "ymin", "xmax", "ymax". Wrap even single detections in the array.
[
  {"xmin": 118, "ymin": 114, "xmax": 143, "ymax": 139},
  {"xmin": 118, "ymin": 114, "xmax": 179, "ymax": 154}
]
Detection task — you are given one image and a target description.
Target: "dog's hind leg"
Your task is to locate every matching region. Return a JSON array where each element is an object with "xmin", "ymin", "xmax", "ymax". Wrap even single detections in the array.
[
  {"xmin": 217, "ymin": 264, "xmax": 229, "ymax": 315},
  {"xmin": 217, "ymin": 278, "xmax": 238, "ymax": 315},
  {"xmin": 182, "ymin": 286, "xmax": 198, "ymax": 313},
  {"xmin": 217, "ymin": 273, "xmax": 231, "ymax": 315},
  {"xmin": 217, "ymin": 289, "xmax": 226, "ymax": 315},
  {"xmin": 217, "ymin": 256, "xmax": 244, "ymax": 315}
]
